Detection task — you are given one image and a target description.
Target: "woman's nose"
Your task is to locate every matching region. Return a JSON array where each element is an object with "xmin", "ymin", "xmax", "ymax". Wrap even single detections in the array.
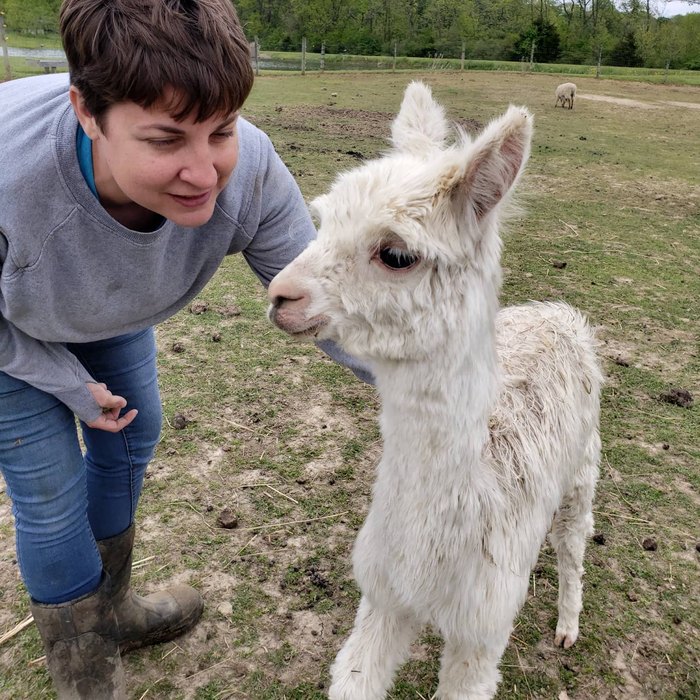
[{"xmin": 178, "ymin": 147, "xmax": 219, "ymax": 189}]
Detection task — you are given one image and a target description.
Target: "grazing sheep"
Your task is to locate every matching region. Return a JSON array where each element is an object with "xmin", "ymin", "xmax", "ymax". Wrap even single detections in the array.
[
  {"xmin": 268, "ymin": 82, "xmax": 602, "ymax": 700},
  {"xmin": 555, "ymin": 81, "xmax": 577, "ymax": 109}
]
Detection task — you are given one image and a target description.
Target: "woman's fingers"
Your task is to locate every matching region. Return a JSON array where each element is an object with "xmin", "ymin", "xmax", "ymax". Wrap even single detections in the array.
[
  {"xmin": 87, "ymin": 408, "xmax": 139, "ymax": 433},
  {"xmin": 86, "ymin": 382, "xmax": 137, "ymax": 432}
]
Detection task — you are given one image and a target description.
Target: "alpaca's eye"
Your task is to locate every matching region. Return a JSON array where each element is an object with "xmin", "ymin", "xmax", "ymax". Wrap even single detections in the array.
[{"xmin": 378, "ymin": 246, "xmax": 419, "ymax": 270}]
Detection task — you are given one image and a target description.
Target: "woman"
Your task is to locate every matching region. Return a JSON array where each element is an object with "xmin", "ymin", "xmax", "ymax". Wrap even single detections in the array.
[{"xmin": 0, "ymin": 1, "xmax": 370, "ymax": 697}]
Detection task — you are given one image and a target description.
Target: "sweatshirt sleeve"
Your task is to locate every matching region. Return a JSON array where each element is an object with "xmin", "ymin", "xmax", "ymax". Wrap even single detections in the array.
[
  {"xmin": 0, "ymin": 241, "xmax": 102, "ymax": 422},
  {"xmin": 238, "ymin": 135, "xmax": 317, "ymax": 287},
  {"xmin": 0, "ymin": 316, "xmax": 103, "ymax": 423},
  {"xmin": 239, "ymin": 133, "xmax": 375, "ymax": 385}
]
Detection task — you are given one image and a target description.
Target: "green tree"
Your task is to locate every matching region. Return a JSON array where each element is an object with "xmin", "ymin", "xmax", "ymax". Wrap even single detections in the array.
[
  {"xmin": 657, "ymin": 13, "xmax": 700, "ymax": 69},
  {"xmin": 676, "ymin": 12, "xmax": 700, "ymax": 69},
  {"xmin": 4, "ymin": 0, "xmax": 60, "ymax": 34},
  {"xmin": 609, "ymin": 29, "xmax": 643, "ymax": 66},
  {"xmin": 513, "ymin": 15, "xmax": 561, "ymax": 61},
  {"xmin": 235, "ymin": 0, "xmax": 291, "ymax": 48},
  {"xmin": 231, "ymin": 0, "xmax": 699, "ymax": 67},
  {"xmin": 557, "ymin": 0, "xmax": 621, "ymax": 64}
]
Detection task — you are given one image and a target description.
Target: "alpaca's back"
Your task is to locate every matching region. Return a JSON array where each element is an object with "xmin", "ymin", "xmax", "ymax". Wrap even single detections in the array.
[
  {"xmin": 491, "ymin": 300, "xmax": 601, "ymax": 499},
  {"xmin": 486, "ymin": 300, "xmax": 602, "ymax": 569}
]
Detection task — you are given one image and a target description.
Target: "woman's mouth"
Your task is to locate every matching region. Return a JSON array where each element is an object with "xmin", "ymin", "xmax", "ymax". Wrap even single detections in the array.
[{"xmin": 170, "ymin": 191, "xmax": 211, "ymax": 208}]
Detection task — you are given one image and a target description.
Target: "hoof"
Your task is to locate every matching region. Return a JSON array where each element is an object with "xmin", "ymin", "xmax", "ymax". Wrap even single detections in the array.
[{"xmin": 554, "ymin": 630, "xmax": 578, "ymax": 649}]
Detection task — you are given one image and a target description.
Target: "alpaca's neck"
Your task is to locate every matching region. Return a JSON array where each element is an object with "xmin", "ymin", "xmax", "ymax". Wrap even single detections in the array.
[
  {"xmin": 375, "ymin": 334, "xmax": 498, "ymax": 437},
  {"xmin": 373, "ymin": 288, "xmax": 500, "ymax": 475}
]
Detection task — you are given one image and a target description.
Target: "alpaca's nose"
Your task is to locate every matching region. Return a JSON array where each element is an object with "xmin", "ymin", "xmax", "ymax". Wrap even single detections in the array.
[
  {"xmin": 268, "ymin": 275, "xmax": 307, "ymax": 310},
  {"xmin": 267, "ymin": 274, "xmax": 314, "ymax": 332}
]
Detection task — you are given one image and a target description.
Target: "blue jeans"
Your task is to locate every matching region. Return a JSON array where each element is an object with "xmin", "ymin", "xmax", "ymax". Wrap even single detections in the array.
[{"xmin": 0, "ymin": 328, "xmax": 162, "ymax": 604}]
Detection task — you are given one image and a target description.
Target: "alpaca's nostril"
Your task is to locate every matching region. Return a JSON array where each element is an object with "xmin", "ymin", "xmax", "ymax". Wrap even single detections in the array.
[
  {"xmin": 272, "ymin": 293, "xmax": 304, "ymax": 309},
  {"xmin": 267, "ymin": 272, "xmax": 308, "ymax": 309}
]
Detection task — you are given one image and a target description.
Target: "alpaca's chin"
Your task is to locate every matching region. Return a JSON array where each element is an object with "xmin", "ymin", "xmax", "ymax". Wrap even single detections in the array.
[
  {"xmin": 269, "ymin": 306, "xmax": 329, "ymax": 339},
  {"xmin": 287, "ymin": 317, "xmax": 329, "ymax": 340}
]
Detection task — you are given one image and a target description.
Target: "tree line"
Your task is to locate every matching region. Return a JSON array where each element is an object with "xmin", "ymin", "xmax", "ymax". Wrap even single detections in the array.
[{"xmin": 2, "ymin": 0, "xmax": 699, "ymax": 69}]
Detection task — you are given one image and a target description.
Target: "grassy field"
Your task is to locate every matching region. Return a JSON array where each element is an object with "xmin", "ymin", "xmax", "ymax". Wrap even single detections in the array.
[
  {"xmin": 0, "ymin": 72, "xmax": 698, "ymax": 699},
  {"xmin": 255, "ymin": 51, "xmax": 700, "ymax": 86}
]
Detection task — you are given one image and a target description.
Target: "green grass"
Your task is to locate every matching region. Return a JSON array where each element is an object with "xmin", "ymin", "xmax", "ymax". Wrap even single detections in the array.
[
  {"xmin": 0, "ymin": 70, "xmax": 698, "ymax": 698},
  {"xmin": 4, "ymin": 31, "xmax": 63, "ymax": 50},
  {"xmin": 254, "ymin": 49, "xmax": 700, "ymax": 86}
]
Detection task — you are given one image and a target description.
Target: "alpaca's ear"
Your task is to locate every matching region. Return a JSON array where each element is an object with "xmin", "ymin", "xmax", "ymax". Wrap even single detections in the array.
[
  {"xmin": 453, "ymin": 106, "xmax": 533, "ymax": 220},
  {"xmin": 309, "ymin": 194, "xmax": 327, "ymax": 224},
  {"xmin": 390, "ymin": 81, "xmax": 450, "ymax": 155}
]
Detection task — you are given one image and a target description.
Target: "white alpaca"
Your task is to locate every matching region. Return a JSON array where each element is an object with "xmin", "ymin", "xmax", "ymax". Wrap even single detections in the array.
[
  {"xmin": 555, "ymin": 82, "xmax": 577, "ymax": 109},
  {"xmin": 268, "ymin": 82, "xmax": 602, "ymax": 700}
]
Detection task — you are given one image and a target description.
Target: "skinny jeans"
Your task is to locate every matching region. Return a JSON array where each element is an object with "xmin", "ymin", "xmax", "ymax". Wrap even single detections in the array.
[{"xmin": 0, "ymin": 328, "xmax": 161, "ymax": 604}]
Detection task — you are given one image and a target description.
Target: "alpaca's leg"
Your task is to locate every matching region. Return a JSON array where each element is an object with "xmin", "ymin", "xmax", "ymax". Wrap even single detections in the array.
[
  {"xmin": 549, "ymin": 453, "xmax": 597, "ymax": 648},
  {"xmin": 328, "ymin": 596, "xmax": 420, "ymax": 700},
  {"xmin": 435, "ymin": 635, "xmax": 507, "ymax": 700}
]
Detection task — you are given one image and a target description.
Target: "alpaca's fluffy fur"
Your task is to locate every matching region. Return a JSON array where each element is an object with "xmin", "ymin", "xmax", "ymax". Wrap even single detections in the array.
[
  {"xmin": 268, "ymin": 82, "xmax": 602, "ymax": 700},
  {"xmin": 555, "ymin": 82, "xmax": 577, "ymax": 109}
]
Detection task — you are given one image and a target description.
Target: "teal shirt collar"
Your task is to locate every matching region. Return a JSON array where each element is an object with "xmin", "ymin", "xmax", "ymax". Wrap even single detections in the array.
[{"xmin": 76, "ymin": 124, "xmax": 98, "ymax": 197}]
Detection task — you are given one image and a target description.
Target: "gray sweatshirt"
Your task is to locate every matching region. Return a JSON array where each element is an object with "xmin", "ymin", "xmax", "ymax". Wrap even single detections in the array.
[{"xmin": 0, "ymin": 74, "xmax": 370, "ymax": 423}]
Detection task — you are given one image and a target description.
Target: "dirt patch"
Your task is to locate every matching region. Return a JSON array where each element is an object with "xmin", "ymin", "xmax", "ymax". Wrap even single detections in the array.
[
  {"xmin": 252, "ymin": 105, "xmax": 393, "ymax": 141},
  {"xmin": 578, "ymin": 93, "xmax": 657, "ymax": 109},
  {"xmin": 253, "ymin": 105, "xmax": 483, "ymax": 144},
  {"xmin": 660, "ymin": 100, "xmax": 700, "ymax": 110},
  {"xmin": 611, "ymin": 647, "xmax": 649, "ymax": 698},
  {"xmin": 598, "ymin": 323, "xmax": 697, "ymax": 379},
  {"xmin": 578, "ymin": 93, "xmax": 700, "ymax": 111}
]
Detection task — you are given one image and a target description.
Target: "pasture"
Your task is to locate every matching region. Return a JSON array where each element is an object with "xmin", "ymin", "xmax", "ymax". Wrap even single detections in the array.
[{"xmin": 0, "ymin": 70, "xmax": 698, "ymax": 699}]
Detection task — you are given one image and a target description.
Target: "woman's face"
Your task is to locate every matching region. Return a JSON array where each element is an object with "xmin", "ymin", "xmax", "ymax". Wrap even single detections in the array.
[{"xmin": 71, "ymin": 87, "xmax": 240, "ymax": 228}]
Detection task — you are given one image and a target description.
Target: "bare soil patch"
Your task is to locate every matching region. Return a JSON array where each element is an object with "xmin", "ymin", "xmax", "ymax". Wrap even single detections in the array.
[{"xmin": 579, "ymin": 93, "xmax": 700, "ymax": 110}]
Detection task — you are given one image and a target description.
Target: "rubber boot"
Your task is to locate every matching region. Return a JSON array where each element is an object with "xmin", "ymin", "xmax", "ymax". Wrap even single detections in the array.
[
  {"xmin": 97, "ymin": 523, "xmax": 203, "ymax": 652},
  {"xmin": 30, "ymin": 574, "xmax": 127, "ymax": 700}
]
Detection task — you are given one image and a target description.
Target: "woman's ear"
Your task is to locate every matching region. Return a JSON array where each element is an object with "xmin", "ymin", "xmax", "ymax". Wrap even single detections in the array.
[{"xmin": 69, "ymin": 86, "xmax": 102, "ymax": 140}]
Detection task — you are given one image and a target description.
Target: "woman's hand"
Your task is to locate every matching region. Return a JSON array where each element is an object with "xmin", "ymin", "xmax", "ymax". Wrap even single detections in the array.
[{"xmin": 86, "ymin": 383, "xmax": 138, "ymax": 432}]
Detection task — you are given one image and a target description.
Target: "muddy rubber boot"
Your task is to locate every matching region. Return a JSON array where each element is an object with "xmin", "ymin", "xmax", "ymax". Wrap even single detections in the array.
[
  {"xmin": 97, "ymin": 523, "xmax": 203, "ymax": 652},
  {"xmin": 30, "ymin": 574, "xmax": 127, "ymax": 700}
]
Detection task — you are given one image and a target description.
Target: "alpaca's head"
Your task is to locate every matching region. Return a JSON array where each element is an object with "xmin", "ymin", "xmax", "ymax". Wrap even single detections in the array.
[{"xmin": 268, "ymin": 82, "xmax": 533, "ymax": 362}]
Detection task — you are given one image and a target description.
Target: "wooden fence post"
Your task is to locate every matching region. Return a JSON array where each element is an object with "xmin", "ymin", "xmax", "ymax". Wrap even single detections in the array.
[
  {"xmin": 392, "ymin": 40, "xmax": 397, "ymax": 73},
  {"xmin": 301, "ymin": 36, "xmax": 306, "ymax": 75},
  {"xmin": 529, "ymin": 40, "xmax": 535, "ymax": 71},
  {"xmin": 596, "ymin": 46, "xmax": 602, "ymax": 78},
  {"xmin": 1, "ymin": 14, "xmax": 11, "ymax": 82},
  {"xmin": 461, "ymin": 40, "xmax": 465, "ymax": 71},
  {"xmin": 320, "ymin": 42, "xmax": 325, "ymax": 72},
  {"xmin": 253, "ymin": 36, "xmax": 260, "ymax": 76}
]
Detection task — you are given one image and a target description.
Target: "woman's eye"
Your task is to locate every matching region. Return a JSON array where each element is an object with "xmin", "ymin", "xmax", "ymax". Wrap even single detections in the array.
[
  {"xmin": 378, "ymin": 246, "xmax": 419, "ymax": 270},
  {"xmin": 148, "ymin": 139, "xmax": 178, "ymax": 148}
]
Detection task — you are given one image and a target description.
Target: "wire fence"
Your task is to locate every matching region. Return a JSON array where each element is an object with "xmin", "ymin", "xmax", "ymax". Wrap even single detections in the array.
[{"xmin": 2, "ymin": 34, "xmax": 697, "ymax": 86}]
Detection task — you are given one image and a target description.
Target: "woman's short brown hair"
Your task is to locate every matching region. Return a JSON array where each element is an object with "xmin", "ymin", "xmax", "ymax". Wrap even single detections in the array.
[{"xmin": 60, "ymin": 0, "xmax": 254, "ymax": 126}]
